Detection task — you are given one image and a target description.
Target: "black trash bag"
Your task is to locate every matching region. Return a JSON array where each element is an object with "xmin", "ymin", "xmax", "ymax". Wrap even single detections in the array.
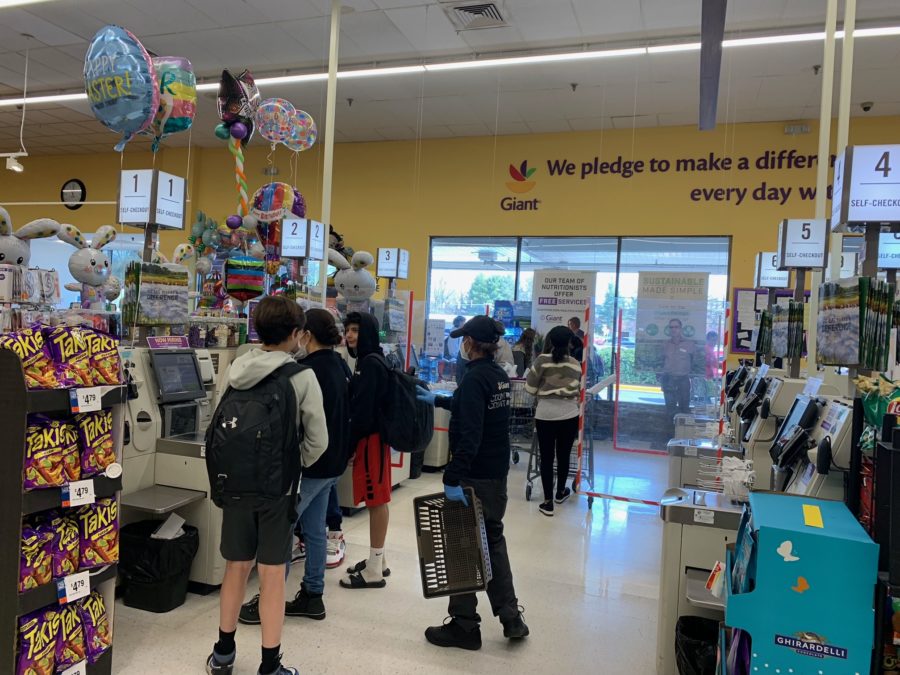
[
  {"xmin": 675, "ymin": 616, "xmax": 719, "ymax": 675},
  {"xmin": 120, "ymin": 520, "xmax": 199, "ymax": 612}
]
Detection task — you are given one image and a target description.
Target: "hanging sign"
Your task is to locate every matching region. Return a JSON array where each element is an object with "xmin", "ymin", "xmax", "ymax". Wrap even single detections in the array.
[
  {"xmin": 118, "ymin": 169, "xmax": 187, "ymax": 229},
  {"xmin": 425, "ymin": 318, "xmax": 446, "ymax": 357},
  {"xmin": 832, "ymin": 145, "xmax": 900, "ymax": 226},
  {"xmin": 377, "ymin": 248, "xmax": 400, "ymax": 278},
  {"xmin": 307, "ymin": 220, "xmax": 326, "ymax": 261},
  {"xmin": 397, "ymin": 249, "xmax": 410, "ymax": 280},
  {"xmin": 281, "ymin": 218, "xmax": 309, "ymax": 258},
  {"xmin": 118, "ymin": 169, "xmax": 154, "ymax": 224},
  {"xmin": 754, "ymin": 252, "xmax": 790, "ymax": 288},
  {"xmin": 878, "ymin": 232, "xmax": 900, "ymax": 269},
  {"xmin": 777, "ymin": 219, "xmax": 828, "ymax": 269},
  {"xmin": 154, "ymin": 171, "xmax": 186, "ymax": 229}
]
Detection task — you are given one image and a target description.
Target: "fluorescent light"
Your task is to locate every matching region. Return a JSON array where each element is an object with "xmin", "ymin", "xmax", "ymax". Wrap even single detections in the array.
[
  {"xmin": 0, "ymin": 0, "xmax": 55, "ymax": 7},
  {"xmin": 0, "ymin": 92, "xmax": 87, "ymax": 106},
  {"xmin": 647, "ymin": 42, "xmax": 702, "ymax": 54},
  {"xmin": 195, "ymin": 82, "xmax": 219, "ymax": 92},
  {"xmin": 854, "ymin": 26, "xmax": 900, "ymax": 38},
  {"xmin": 425, "ymin": 47, "xmax": 646, "ymax": 71},
  {"xmin": 339, "ymin": 65, "xmax": 425, "ymax": 79},
  {"xmin": 723, "ymin": 31, "xmax": 825, "ymax": 47}
]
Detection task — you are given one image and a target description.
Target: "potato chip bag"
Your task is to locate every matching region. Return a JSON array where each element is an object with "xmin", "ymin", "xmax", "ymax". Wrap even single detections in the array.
[
  {"xmin": 77, "ymin": 592, "xmax": 112, "ymax": 664},
  {"xmin": 47, "ymin": 514, "xmax": 79, "ymax": 579},
  {"xmin": 0, "ymin": 325, "xmax": 60, "ymax": 389},
  {"xmin": 75, "ymin": 409, "xmax": 115, "ymax": 478},
  {"xmin": 77, "ymin": 499, "xmax": 119, "ymax": 569},
  {"xmin": 55, "ymin": 604, "xmax": 86, "ymax": 671},
  {"xmin": 82, "ymin": 329, "xmax": 121, "ymax": 386},
  {"xmin": 45, "ymin": 325, "xmax": 93, "ymax": 387},
  {"xmin": 60, "ymin": 422, "xmax": 81, "ymax": 483},
  {"xmin": 23, "ymin": 416, "xmax": 65, "ymax": 490},
  {"xmin": 16, "ymin": 608, "xmax": 59, "ymax": 675},
  {"xmin": 19, "ymin": 525, "xmax": 53, "ymax": 592}
]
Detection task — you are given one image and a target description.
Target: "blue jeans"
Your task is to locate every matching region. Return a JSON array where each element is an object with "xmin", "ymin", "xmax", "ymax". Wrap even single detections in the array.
[
  {"xmin": 292, "ymin": 476, "xmax": 339, "ymax": 594},
  {"xmin": 326, "ymin": 482, "xmax": 342, "ymax": 531}
]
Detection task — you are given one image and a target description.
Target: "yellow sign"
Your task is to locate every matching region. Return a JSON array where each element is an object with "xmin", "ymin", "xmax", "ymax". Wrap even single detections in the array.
[{"xmin": 802, "ymin": 504, "xmax": 824, "ymax": 528}]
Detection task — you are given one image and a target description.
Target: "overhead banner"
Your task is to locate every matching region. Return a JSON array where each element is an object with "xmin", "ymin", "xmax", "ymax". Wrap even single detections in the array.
[
  {"xmin": 530, "ymin": 270, "xmax": 596, "ymax": 337},
  {"xmin": 635, "ymin": 271, "xmax": 709, "ymax": 371}
]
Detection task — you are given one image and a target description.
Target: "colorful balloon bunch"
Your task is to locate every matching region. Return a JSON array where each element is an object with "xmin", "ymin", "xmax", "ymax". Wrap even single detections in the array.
[
  {"xmin": 255, "ymin": 98, "xmax": 317, "ymax": 152},
  {"xmin": 215, "ymin": 69, "xmax": 260, "ymax": 219},
  {"xmin": 188, "ymin": 212, "xmax": 223, "ymax": 256},
  {"xmin": 249, "ymin": 182, "xmax": 307, "ymax": 275}
]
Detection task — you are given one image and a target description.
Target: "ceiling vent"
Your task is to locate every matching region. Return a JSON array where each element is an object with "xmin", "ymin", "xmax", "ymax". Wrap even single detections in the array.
[{"xmin": 443, "ymin": 3, "xmax": 507, "ymax": 31}]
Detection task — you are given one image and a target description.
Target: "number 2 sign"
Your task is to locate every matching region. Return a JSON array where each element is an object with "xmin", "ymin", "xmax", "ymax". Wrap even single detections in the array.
[{"xmin": 281, "ymin": 219, "xmax": 309, "ymax": 258}]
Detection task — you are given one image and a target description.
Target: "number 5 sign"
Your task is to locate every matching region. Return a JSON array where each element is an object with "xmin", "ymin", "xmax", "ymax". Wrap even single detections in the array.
[
  {"xmin": 776, "ymin": 218, "xmax": 828, "ymax": 269},
  {"xmin": 832, "ymin": 145, "xmax": 900, "ymax": 226}
]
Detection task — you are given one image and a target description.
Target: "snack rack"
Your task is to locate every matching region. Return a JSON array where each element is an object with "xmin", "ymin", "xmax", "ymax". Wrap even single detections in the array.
[{"xmin": 0, "ymin": 348, "xmax": 126, "ymax": 674}]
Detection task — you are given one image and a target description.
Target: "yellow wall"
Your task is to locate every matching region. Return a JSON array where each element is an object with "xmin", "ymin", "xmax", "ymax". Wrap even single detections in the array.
[{"xmin": 3, "ymin": 115, "xmax": 900, "ymax": 308}]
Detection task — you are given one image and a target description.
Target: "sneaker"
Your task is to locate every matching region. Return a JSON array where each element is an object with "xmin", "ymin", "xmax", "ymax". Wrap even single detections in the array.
[
  {"xmin": 555, "ymin": 487, "xmax": 572, "ymax": 504},
  {"xmin": 539, "ymin": 500, "xmax": 554, "ymax": 517},
  {"xmin": 326, "ymin": 531, "xmax": 345, "ymax": 569},
  {"xmin": 258, "ymin": 659, "xmax": 299, "ymax": 675},
  {"xmin": 424, "ymin": 618, "xmax": 482, "ymax": 651},
  {"xmin": 238, "ymin": 594, "xmax": 260, "ymax": 625},
  {"xmin": 285, "ymin": 584, "xmax": 326, "ymax": 620},
  {"xmin": 206, "ymin": 652, "xmax": 235, "ymax": 675},
  {"xmin": 502, "ymin": 610, "xmax": 530, "ymax": 639},
  {"xmin": 290, "ymin": 540, "xmax": 306, "ymax": 564}
]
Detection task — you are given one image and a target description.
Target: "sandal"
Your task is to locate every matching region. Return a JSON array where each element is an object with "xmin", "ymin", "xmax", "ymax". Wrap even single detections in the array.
[
  {"xmin": 339, "ymin": 570, "xmax": 387, "ymax": 589},
  {"xmin": 346, "ymin": 559, "xmax": 391, "ymax": 577}
]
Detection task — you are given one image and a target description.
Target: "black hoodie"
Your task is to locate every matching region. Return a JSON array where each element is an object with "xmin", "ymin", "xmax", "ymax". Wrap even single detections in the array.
[
  {"xmin": 300, "ymin": 349, "xmax": 353, "ymax": 479},
  {"xmin": 347, "ymin": 312, "xmax": 388, "ymax": 447}
]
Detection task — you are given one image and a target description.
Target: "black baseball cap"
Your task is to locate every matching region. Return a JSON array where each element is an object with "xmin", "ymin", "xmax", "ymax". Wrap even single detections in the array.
[{"xmin": 450, "ymin": 315, "xmax": 504, "ymax": 343}]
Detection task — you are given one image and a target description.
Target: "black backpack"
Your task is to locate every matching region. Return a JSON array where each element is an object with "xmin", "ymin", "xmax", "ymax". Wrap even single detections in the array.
[
  {"xmin": 205, "ymin": 362, "xmax": 305, "ymax": 509},
  {"xmin": 365, "ymin": 354, "xmax": 434, "ymax": 453}
]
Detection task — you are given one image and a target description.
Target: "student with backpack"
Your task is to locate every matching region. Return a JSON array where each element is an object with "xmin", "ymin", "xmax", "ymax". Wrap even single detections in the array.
[
  {"xmin": 205, "ymin": 297, "xmax": 328, "ymax": 675},
  {"xmin": 238, "ymin": 309, "xmax": 352, "ymax": 625}
]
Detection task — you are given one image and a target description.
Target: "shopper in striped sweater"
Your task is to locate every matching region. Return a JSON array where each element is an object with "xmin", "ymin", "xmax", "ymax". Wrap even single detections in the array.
[{"xmin": 525, "ymin": 325, "xmax": 582, "ymax": 516}]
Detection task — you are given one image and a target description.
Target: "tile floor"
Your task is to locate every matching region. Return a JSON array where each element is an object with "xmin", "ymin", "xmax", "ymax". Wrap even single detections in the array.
[{"xmin": 113, "ymin": 451, "xmax": 665, "ymax": 674}]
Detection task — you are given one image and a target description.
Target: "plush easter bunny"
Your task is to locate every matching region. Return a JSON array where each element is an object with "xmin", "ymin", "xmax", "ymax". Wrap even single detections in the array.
[
  {"xmin": 58, "ymin": 224, "xmax": 119, "ymax": 308},
  {"xmin": 0, "ymin": 206, "xmax": 60, "ymax": 267},
  {"xmin": 330, "ymin": 249, "xmax": 376, "ymax": 303}
]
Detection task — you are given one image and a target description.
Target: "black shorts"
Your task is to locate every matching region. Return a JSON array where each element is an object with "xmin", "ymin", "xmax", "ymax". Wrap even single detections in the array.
[{"xmin": 220, "ymin": 496, "xmax": 295, "ymax": 565}]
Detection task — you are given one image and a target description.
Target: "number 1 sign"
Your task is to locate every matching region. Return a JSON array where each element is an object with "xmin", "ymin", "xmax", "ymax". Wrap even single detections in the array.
[{"xmin": 117, "ymin": 169, "xmax": 187, "ymax": 229}]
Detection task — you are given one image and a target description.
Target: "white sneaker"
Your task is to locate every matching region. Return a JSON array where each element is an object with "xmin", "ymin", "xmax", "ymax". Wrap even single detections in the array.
[
  {"xmin": 290, "ymin": 538, "xmax": 306, "ymax": 565},
  {"xmin": 326, "ymin": 531, "xmax": 345, "ymax": 569}
]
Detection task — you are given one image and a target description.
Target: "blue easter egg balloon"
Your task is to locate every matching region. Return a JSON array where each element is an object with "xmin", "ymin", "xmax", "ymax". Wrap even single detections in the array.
[{"xmin": 83, "ymin": 25, "xmax": 159, "ymax": 152}]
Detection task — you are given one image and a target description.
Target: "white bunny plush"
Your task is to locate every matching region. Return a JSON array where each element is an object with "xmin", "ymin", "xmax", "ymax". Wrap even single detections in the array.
[
  {"xmin": 58, "ymin": 224, "xmax": 119, "ymax": 308},
  {"xmin": 330, "ymin": 249, "xmax": 376, "ymax": 303},
  {"xmin": 0, "ymin": 206, "xmax": 60, "ymax": 267}
]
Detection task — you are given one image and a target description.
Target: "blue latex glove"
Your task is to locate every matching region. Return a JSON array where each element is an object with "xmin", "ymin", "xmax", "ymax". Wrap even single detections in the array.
[
  {"xmin": 416, "ymin": 385, "xmax": 437, "ymax": 406},
  {"xmin": 444, "ymin": 484, "xmax": 469, "ymax": 507}
]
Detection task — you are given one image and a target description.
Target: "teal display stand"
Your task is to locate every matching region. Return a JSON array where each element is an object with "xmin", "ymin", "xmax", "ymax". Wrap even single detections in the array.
[{"xmin": 723, "ymin": 492, "xmax": 878, "ymax": 674}]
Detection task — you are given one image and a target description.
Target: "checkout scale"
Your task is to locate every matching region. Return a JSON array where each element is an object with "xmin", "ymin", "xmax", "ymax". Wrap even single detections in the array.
[{"xmin": 656, "ymin": 388, "xmax": 855, "ymax": 674}]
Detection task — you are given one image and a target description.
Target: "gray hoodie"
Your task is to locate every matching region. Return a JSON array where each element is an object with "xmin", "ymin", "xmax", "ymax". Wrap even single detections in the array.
[{"xmin": 227, "ymin": 348, "xmax": 328, "ymax": 469}]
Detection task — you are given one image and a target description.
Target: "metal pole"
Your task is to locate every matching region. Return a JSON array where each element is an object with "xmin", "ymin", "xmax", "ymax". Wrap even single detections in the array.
[
  {"xmin": 791, "ymin": 270, "xmax": 806, "ymax": 378},
  {"xmin": 318, "ymin": 0, "xmax": 341, "ymax": 303},
  {"xmin": 806, "ymin": 0, "xmax": 839, "ymax": 368}
]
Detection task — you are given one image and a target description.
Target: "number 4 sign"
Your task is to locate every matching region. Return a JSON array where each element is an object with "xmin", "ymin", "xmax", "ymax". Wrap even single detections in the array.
[{"xmin": 832, "ymin": 145, "xmax": 900, "ymax": 226}]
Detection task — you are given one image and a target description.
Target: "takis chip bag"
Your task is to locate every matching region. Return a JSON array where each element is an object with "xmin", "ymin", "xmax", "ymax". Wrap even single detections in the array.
[
  {"xmin": 60, "ymin": 422, "xmax": 81, "ymax": 483},
  {"xmin": 55, "ymin": 604, "xmax": 86, "ymax": 671},
  {"xmin": 77, "ymin": 592, "xmax": 112, "ymax": 664},
  {"xmin": 23, "ymin": 416, "xmax": 65, "ymax": 490},
  {"xmin": 47, "ymin": 514, "xmax": 79, "ymax": 579},
  {"xmin": 83, "ymin": 329, "xmax": 121, "ymax": 386},
  {"xmin": 16, "ymin": 608, "xmax": 59, "ymax": 675},
  {"xmin": 45, "ymin": 325, "xmax": 93, "ymax": 387},
  {"xmin": 19, "ymin": 525, "xmax": 53, "ymax": 592},
  {"xmin": 0, "ymin": 325, "xmax": 60, "ymax": 390},
  {"xmin": 75, "ymin": 409, "xmax": 115, "ymax": 478},
  {"xmin": 77, "ymin": 499, "xmax": 119, "ymax": 569}
]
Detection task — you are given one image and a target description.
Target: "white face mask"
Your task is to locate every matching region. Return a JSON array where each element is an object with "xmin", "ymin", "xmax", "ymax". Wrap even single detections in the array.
[
  {"xmin": 293, "ymin": 332, "xmax": 310, "ymax": 359},
  {"xmin": 459, "ymin": 338, "xmax": 470, "ymax": 360}
]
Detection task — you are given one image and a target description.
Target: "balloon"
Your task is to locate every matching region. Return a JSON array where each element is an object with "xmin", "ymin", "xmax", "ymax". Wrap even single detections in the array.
[
  {"xmin": 266, "ymin": 259, "xmax": 282, "ymax": 275},
  {"xmin": 201, "ymin": 229, "xmax": 214, "ymax": 246},
  {"xmin": 191, "ymin": 220, "xmax": 205, "ymax": 237},
  {"xmin": 230, "ymin": 121, "xmax": 248, "ymax": 139},
  {"xmin": 196, "ymin": 257, "xmax": 212, "ymax": 276},
  {"xmin": 256, "ymin": 220, "xmax": 283, "ymax": 258},
  {"xmin": 218, "ymin": 69, "xmax": 259, "ymax": 125},
  {"xmin": 226, "ymin": 215, "xmax": 243, "ymax": 230},
  {"xmin": 283, "ymin": 111, "xmax": 317, "ymax": 152},
  {"xmin": 84, "ymin": 25, "xmax": 159, "ymax": 152},
  {"xmin": 224, "ymin": 256, "xmax": 265, "ymax": 303},
  {"xmin": 250, "ymin": 182, "xmax": 306, "ymax": 223},
  {"xmin": 214, "ymin": 123, "xmax": 230, "ymax": 140},
  {"xmin": 242, "ymin": 214, "xmax": 258, "ymax": 231},
  {"xmin": 254, "ymin": 98, "xmax": 296, "ymax": 144},
  {"xmin": 147, "ymin": 56, "xmax": 196, "ymax": 151},
  {"xmin": 249, "ymin": 241, "xmax": 266, "ymax": 259},
  {"xmin": 173, "ymin": 243, "xmax": 195, "ymax": 264}
]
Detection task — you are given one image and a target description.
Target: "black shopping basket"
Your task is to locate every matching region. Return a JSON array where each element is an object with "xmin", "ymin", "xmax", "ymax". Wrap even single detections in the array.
[{"xmin": 414, "ymin": 488, "xmax": 493, "ymax": 599}]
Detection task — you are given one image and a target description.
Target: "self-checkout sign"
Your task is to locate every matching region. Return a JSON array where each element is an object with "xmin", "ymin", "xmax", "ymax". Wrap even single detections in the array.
[
  {"xmin": 56, "ymin": 571, "xmax": 90, "ymax": 605},
  {"xmin": 61, "ymin": 662, "xmax": 87, "ymax": 675},
  {"xmin": 69, "ymin": 387, "xmax": 101, "ymax": 413},
  {"xmin": 62, "ymin": 480, "xmax": 95, "ymax": 508},
  {"xmin": 777, "ymin": 219, "xmax": 827, "ymax": 268},
  {"xmin": 879, "ymin": 233, "xmax": 900, "ymax": 269}
]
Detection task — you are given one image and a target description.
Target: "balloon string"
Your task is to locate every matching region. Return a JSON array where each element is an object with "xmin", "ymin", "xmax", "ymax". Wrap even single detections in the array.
[{"xmin": 229, "ymin": 137, "xmax": 248, "ymax": 216}]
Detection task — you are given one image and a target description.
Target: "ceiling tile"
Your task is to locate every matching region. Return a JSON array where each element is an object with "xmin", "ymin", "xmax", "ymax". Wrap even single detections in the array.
[
  {"xmin": 610, "ymin": 114, "xmax": 657, "ymax": 129},
  {"xmin": 448, "ymin": 122, "xmax": 492, "ymax": 136},
  {"xmin": 572, "ymin": 0, "xmax": 644, "ymax": 40},
  {"xmin": 526, "ymin": 119, "xmax": 572, "ymax": 133},
  {"xmin": 384, "ymin": 5, "xmax": 466, "ymax": 53},
  {"xmin": 506, "ymin": 0, "xmax": 581, "ymax": 43},
  {"xmin": 566, "ymin": 116, "xmax": 611, "ymax": 131},
  {"xmin": 0, "ymin": 8, "xmax": 86, "ymax": 47}
]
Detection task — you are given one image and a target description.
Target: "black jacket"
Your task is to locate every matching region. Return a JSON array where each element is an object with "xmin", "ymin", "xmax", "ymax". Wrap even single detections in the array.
[
  {"xmin": 437, "ymin": 357, "xmax": 511, "ymax": 486},
  {"xmin": 300, "ymin": 349, "xmax": 353, "ymax": 479},
  {"xmin": 349, "ymin": 313, "xmax": 387, "ymax": 447}
]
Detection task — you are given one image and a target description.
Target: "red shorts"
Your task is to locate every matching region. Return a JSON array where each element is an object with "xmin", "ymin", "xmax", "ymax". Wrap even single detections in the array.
[{"xmin": 352, "ymin": 433, "xmax": 392, "ymax": 508}]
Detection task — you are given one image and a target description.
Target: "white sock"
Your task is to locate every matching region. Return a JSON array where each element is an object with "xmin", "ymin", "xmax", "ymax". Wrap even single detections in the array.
[{"xmin": 360, "ymin": 547, "xmax": 385, "ymax": 582}]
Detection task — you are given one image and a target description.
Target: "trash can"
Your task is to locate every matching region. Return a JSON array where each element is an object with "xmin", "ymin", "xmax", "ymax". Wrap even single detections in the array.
[
  {"xmin": 674, "ymin": 616, "xmax": 719, "ymax": 675},
  {"xmin": 120, "ymin": 520, "xmax": 199, "ymax": 613},
  {"xmin": 408, "ymin": 450, "xmax": 425, "ymax": 480}
]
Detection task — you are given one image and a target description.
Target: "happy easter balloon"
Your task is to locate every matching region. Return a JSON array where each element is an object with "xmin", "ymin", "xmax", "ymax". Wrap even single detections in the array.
[
  {"xmin": 148, "ymin": 56, "xmax": 196, "ymax": 151},
  {"xmin": 84, "ymin": 25, "xmax": 159, "ymax": 152}
]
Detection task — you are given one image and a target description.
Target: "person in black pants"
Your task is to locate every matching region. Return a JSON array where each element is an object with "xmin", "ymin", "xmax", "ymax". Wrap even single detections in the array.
[{"xmin": 417, "ymin": 315, "xmax": 529, "ymax": 650}]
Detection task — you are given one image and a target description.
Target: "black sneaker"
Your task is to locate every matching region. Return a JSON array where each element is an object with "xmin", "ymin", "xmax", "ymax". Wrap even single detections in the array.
[
  {"xmin": 207, "ymin": 652, "xmax": 235, "ymax": 675},
  {"xmin": 424, "ymin": 618, "xmax": 482, "ymax": 651},
  {"xmin": 502, "ymin": 611, "xmax": 530, "ymax": 639},
  {"xmin": 555, "ymin": 487, "xmax": 572, "ymax": 504},
  {"xmin": 258, "ymin": 660, "xmax": 299, "ymax": 675},
  {"xmin": 285, "ymin": 584, "xmax": 326, "ymax": 620},
  {"xmin": 238, "ymin": 594, "xmax": 260, "ymax": 625},
  {"xmin": 539, "ymin": 500, "xmax": 554, "ymax": 517}
]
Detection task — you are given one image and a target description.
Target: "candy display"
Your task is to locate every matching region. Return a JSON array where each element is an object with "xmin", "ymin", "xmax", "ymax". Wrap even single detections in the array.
[
  {"xmin": 16, "ymin": 607, "xmax": 59, "ymax": 675},
  {"xmin": 60, "ymin": 422, "xmax": 81, "ymax": 483},
  {"xmin": 77, "ymin": 499, "xmax": 119, "ymax": 570},
  {"xmin": 55, "ymin": 604, "xmax": 86, "ymax": 672},
  {"xmin": 0, "ymin": 325, "xmax": 60, "ymax": 389},
  {"xmin": 78, "ymin": 592, "xmax": 112, "ymax": 664},
  {"xmin": 23, "ymin": 417, "xmax": 65, "ymax": 491},
  {"xmin": 76, "ymin": 409, "xmax": 115, "ymax": 478},
  {"xmin": 19, "ymin": 525, "xmax": 53, "ymax": 592}
]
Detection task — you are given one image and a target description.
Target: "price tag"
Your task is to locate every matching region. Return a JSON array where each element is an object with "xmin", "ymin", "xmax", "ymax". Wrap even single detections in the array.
[
  {"xmin": 397, "ymin": 249, "xmax": 410, "ymax": 280},
  {"xmin": 62, "ymin": 479, "xmax": 96, "ymax": 508},
  {"xmin": 154, "ymin": 171, "xmax": 186, "ymax": 229},
  {"xmin": 377, "ymin": 248, "xmax": 399, "ymax": 278},
  {"xmin": 69, "ymin": 386, "xmax": 102, "ymax": 414},
  {"xmin": 777, "ymin": 219, "xmax": 827, "ymax": 268},
  {"xmin": 834, "ymin": 145, "xmax": 900, "ymax": 224},
  {"xmin": 61, "ymin": 662, "xmax": 87, "ymax": 675},
  {"xmin": 280, "ymin": 219, "xmax": 309, "ymax": 258},
  {"xmin": 803, "ymin": 377, "xmax": 823, "ymax": 396},
  {"xmin": 693, "ymin": 509, "xmax": 715, "ymax": 525},
  {"xmin": 56, "ymin": 571, "xmax": 90, "ymax": 605},
  {"xmin": 879, "ymin": 232, "xmax": 900, "ymax": 269},
  {"xmin": 307, "ymin": 220, "xmax": 326, "ymax": 261},
  {"xmin": 118, "ymin": 169, "xmax": 154, "ymax": 225},
  {"xmin": 754, "ymin": 251, "xmax": 790, "ymax": 288}
]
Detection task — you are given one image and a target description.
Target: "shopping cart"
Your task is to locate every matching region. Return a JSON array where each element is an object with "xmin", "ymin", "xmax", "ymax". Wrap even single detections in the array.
[{"xmin": 508, "ymin": 379, "xmax": 536, "ymax": 465}]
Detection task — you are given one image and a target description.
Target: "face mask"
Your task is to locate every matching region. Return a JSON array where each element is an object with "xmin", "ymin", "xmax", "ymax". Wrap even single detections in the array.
[
  {"xmin": 459, "ymin": 338, "xmax": 470, "ymax": 360},
  {"xmin": 294, "ymin": 344, "xmax": 308, "ymax": 359}
]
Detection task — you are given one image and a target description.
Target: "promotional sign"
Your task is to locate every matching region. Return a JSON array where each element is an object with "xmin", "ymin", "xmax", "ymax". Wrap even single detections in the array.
[
  {"xmin": 777, "ymin": 218, "xmax": 828, "ymax": 269},
  {"xmin": 377, "ymin": 248, "xmax": 400, "ymax": 278},
  {"xmin": 307, "ymin": 220, "xmax": 326, "ymax": 261},
  {"xmin": 122, "ymin": 261, "xmax": 190, "ymax": 326},
  {"xmin": 832, "ymin": 145, "xmax": 900, "ymax": 226},
  {"xmin": 635, "ymin": 271, "xmax": 709, "ymax": 372},
  {"xmin": 146, "ymin": 335, "xmax": 190, "ymax": 349},
  {"xmin": 754, "ymin": 251, "xmax": 790, "ymax": 288},
  {"xmin": 118, "ymin": 169, "xmax": 154, "ymax": 224},
  {"xmin": 281, "ymin": 218, "xmax": 309, "ymax": 258},
  {"xmin": 154, "ymin": 170, "xmax": 186, "ymax": 229},
  {"xmin": 425, "ymin": 318, "xmax": 446, "ymax": 357},
  {"xmin": 530, "ymin": 270, "xmax": 595, "ymax": 337},
  {"xmin": 878, "ymin": 232, "xmax": 900, "ymax": 269}
]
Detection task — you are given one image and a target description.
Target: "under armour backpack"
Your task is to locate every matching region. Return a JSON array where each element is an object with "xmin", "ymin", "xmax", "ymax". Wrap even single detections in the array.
[
  {"xmin": 205, "ymin": 361, "xmax": 305, "ymax": 509},
  {"xmin": 366, "ymin": 354, "xmax": 434, "ymax": 453}
]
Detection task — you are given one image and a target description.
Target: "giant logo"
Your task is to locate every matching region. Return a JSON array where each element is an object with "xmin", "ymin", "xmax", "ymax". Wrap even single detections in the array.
[{"xmin": 501, "ymin": 160, "xmax": 541, "ymax": 211}]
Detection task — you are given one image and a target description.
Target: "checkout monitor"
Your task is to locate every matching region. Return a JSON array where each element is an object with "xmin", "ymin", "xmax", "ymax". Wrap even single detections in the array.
[
  {"xmin": 768, "ymin": 395, "xmax": 821, "ymax": 489},
  {"xmin": 149, "ymin": 349, "xmax": 205, "ymax": 403}
]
